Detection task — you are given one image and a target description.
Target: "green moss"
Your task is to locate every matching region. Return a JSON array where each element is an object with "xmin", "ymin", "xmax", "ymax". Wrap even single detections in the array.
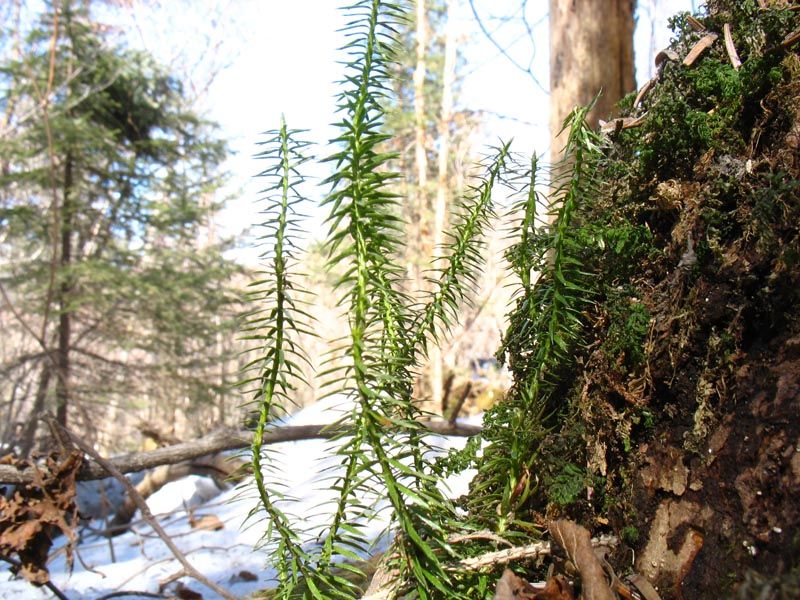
[
  {"xmin": 460, "ymin": 0, "xmax": 799, "ymax": 566},
  {"xmin": 621, "ymin": 525, "xmax": 639, "ymax": 545},
  {"xmin": 546, "ymin": 463, "xmax": 590, "ymax": 507},
  {"xmin": 603, "ymin": 291, "xmax": 651, "ymax": 370}
]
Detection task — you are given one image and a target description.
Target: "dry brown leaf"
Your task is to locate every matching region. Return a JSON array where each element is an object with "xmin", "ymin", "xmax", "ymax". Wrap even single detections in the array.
[
  {"xmin": 548, "ymin": 520, "xmax": 615, "ymax": 600},
  {"xmin": 1, "ymin": 519, "xmax": 42, "ymax": 551},
  {"xmin": 533, "ymin": 575, "xmax": 575, "ymax": 600},
  {"xmin": 0, "ymin": 452, "xmax": 82, "ymax": 585},
  {"xmin": 19, "ymin": 562, "xmax": 50, "ymax": 586},
  {"xmin": 495, "ymin": 569, "xmax": 538, "ymax": 600},
  {"xmin": 683, "ymin": 33, "xmax": 719, "ymax": 67},
  {"xmin": 494, "ymin": 570, "xmax": 575, "ymax": 600},
  {"xmin": 189, "ymin": 514, "xmax": 224, "ymax": 531}
]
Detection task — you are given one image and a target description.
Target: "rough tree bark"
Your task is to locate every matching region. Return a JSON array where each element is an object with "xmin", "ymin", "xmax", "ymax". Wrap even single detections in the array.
[{"xmin": 549, "ymin": 0, "xmax": 635, "ymax": 160}]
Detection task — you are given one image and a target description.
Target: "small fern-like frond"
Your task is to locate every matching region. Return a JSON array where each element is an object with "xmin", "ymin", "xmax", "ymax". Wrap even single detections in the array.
[
  {"xmin": 411, "ymin": 142, "xmax": 511, "ymax": 356},
  {"xmin": 502, "ymin": 103, "xmax": 602, "ymax": 407},
  {"xmin": 471, "ymin": 104, "xmax": 603, "ymax": 532},
  {"xmin": 241, "ymin": 116, "xmax": 323, "ymax": 598},
  {"xmin": 314, "ymin": 2, "xmax": 460, "ymax": 596}
]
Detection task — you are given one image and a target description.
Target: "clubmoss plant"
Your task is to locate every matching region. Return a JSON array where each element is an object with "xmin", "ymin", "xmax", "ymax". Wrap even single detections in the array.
[
  {"xmin": 463, "ymin": 104, "xmax": 604, "ymax": 529},
  {"xmin": 244, "ymin": 1, "xmax": 510, "ymax": 597},
  {"xmin": 243, "ymin": 0, "xmax": 634, "ymax": 595},
  {"xmin": 242, "ymin": 117, "xmax": 324, "ymax": 598}
]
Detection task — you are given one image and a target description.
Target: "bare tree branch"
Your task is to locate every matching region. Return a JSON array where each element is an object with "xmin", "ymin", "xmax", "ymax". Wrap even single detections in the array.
[
  {"xmin": 0, "ymin": 420, "xmax": 482, "ymax": 484},
  {"xmin": 50, "ymin": 416, "xmax": 238, "ymax": 600},
  {"xmin": 467, "ymin": 0, "xmax": 548, "ymax": 94}
]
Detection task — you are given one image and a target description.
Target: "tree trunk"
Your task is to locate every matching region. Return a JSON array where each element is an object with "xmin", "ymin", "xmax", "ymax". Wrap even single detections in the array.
[
  {"xmin": 19, "ymin": 365, "xmax": 51, "ymax": 456},
  {"xmin": 55, "ymin": 151, "xmax": 74, "ymax": 427},
  {"xmin": 549, "ymin": 0, "xmax": 635, "ymax": 160},
  {"xmin": 413, "ymin": 0, "xmax": 437, "ymax": 410},
  {"xmin": 429, "ymin": 0, "xmax": 458, "ymax": 412},
  {"xmin": 413, "ymin": 0, "xmax": 429, "ymax": 288}
]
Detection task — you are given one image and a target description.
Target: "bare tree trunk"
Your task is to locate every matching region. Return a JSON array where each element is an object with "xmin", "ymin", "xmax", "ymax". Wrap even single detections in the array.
[
  {"xmin": 413, "ymin": 0, "xmax": 429, "ymax": 290},
  {"xmin": 55, "ymin": 152, "xmax": 74, "ymax": 427},
  {"xmin": 413, "ymin": 0, "xmax": 437, "ymax": 409},
  {"xmin": 549, "ymin": 0, "xmax": 635, "ymax": 160},
  {"xmin": 20, "ymin": 365, "xmax": 51, "ymax": 456},
  {"xmin": 429, "ymin": 0, "xmax": 458, "ymax": 412}
]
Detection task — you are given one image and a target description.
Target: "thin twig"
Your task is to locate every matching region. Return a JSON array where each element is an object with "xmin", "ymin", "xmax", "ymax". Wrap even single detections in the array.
[
  {"xmin": 50, "ymin": 418, "xmax": 238, "ymax": 600},
  {"xmin": 73, "ymin": 546, "xmax": 106, "ymax": 579},
  {"xmin": 0, "ymin": 555, "xmax": 71, "ymax": 600},
  {"xmin": 453, "ymin": 539, "xmax": 551, "ymax": 570},
  {"xmin": 448, "ymin": 529, "xmax": 512, "ymax": 547},
  {"xmin": 451, "ymin": 535, "xmax": 619, "ymax": 571},
  {"xmin": 0, "ymin": 281, "xmax": 56, "ymax": 367},
  {"xmin": 96, "ymin": 591, "xmax": 166, "ymax": 600},
  {"xmin": 467, "ymin": 0, "xmax": 548, "ymax": 94}
]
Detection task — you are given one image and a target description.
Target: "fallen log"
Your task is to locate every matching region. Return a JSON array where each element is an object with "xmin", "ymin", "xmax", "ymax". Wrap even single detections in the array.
[
  {"xmin": 0, "ymin": 420, "xmax": 482, "ymax": 484},
  {"xmin": 109, "ymin": 452, "xmax": 246, "ymax": 532}
]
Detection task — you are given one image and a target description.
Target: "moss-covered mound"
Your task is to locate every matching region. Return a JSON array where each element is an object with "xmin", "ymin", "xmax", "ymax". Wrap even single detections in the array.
[{"xmin": 466, "ymin": 2, "xmax": 800, "ymax": 598}]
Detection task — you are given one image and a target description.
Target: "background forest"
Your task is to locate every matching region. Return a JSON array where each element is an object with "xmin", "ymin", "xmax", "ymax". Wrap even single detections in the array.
[{"xmin": 2, "ymin": 1, "xmax": 799, "ymax": 600}]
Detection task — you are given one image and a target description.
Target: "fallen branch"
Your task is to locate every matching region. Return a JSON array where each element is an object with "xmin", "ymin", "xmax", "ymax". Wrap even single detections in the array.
[
  {"xmin": 360, "ymin": 534, "xmax": 619, "ymax": 599},
  {"xmin": 96, "ymin": 592, "xmax": 166, "ymax": 600},
  {"xmin": 109, "ymin": 453, "xmax": 244, "ymax": 532},
  {"xmin": 0, "ymin": 420, "xmax": 482, "ymax": 484},
  {"xmin": 51, "ymin": 417, "xmax": 239, "ymax": 600}
]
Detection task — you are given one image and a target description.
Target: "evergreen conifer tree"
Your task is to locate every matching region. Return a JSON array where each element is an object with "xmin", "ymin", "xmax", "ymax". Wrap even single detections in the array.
[{"xmin": 0, "ymin": 1, "xmax": 240, "ymax": 451}]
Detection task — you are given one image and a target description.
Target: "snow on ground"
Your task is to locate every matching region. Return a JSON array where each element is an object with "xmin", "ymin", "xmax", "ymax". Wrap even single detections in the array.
[{"xmin": 1, "ymin": 397, "xmax": 482, "ymax": 599}]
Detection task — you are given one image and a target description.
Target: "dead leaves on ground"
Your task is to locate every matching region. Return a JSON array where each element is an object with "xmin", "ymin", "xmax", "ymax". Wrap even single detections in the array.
[
  {"xmin": 494, "ymin": 520, "xmax": 661, "ymax": 600},
  {"xmin": 0, "ymin": 451, "xmax": 82, "ymax": 585},
  {"xmin": 495, "ymin": 569, "xmax": 574, "ymax": 600}
]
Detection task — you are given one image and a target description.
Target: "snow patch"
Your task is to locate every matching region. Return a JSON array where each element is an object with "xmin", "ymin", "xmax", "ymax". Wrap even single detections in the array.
[{"xmin": 0, "ymin": 402, "xmax": 482, "ymax": 599}]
